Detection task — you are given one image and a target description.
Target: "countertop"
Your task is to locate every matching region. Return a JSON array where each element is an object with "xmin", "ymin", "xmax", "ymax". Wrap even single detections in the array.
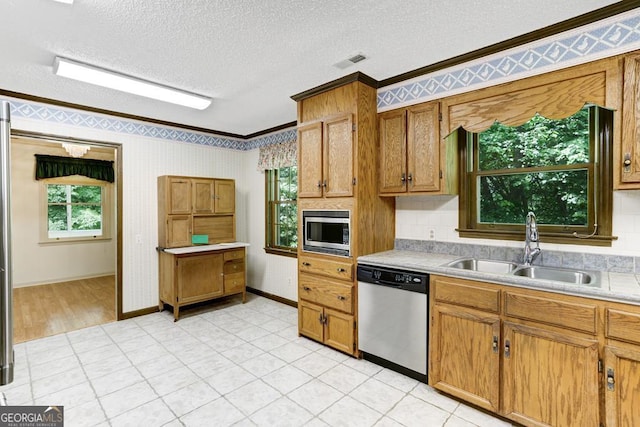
[
  {"xmin": 161, "ymin": 242, "xmax": 249, "ymax": 255},
  {"xmin": 358, "ymin": 250, "xmax": 640, "ymax": 305}
]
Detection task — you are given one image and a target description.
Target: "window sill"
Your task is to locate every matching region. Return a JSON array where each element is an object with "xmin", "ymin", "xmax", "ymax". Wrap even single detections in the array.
[
  {"xmin": 39, "ymin": 236, "xmax": 112, "ymax": 245},
  {"xmin": 264, "ymin": 247, "xmax": 298, "ymax": 258},
  {"xmin": 457, "ymin": 229, "xmax": 616, "ymax": 247}
]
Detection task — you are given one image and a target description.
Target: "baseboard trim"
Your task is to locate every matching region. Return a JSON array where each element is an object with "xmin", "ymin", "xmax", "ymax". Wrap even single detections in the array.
[
  {"xmin": 246, "ymin": 287, "xmax": 298, "ymax": 308},
  {"xmin": 121, "ymin": 306, "xmax": 159, "ymax": 320}
]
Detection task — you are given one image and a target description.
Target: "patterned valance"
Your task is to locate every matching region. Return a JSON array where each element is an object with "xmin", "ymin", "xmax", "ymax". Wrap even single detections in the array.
[
  {"xmin": 35, "ymin": 154, "xmax": 115, "ymax": 183},
  {"xmin": 257, "ymin": 140, "xmax": 297, "ymax": 172}
]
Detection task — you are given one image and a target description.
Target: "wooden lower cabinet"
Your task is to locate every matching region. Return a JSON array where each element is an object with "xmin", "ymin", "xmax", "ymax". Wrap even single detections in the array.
[
  {"xmin": 298, "ymin": 300, "xmax": 355, "ymax": 355},
  {"xmin": 159, "ymin": 247, "xmax": 246, "ymax": 320},
  {"xmin": 429, "ymin": 274, "xmax": 609, "ymax": 427},
  {"xmin": 502, "ymin": 322, "xmax": 599, "ymax": 427},
  {"xmin": 430, "ymin": 304, "xmax": 500, "ymax": 412},
  {"xmin": 604, "ymin": 345, "xmax": 640, "ymax": 426}
]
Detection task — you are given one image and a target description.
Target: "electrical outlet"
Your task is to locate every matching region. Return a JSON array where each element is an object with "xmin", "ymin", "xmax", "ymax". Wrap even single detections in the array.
[{"xmin": 428, "ymin": 229, "xmax": 436, "ymax": 240}]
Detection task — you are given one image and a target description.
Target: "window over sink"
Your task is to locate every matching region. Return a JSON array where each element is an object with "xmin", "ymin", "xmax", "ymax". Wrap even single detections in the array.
[{"xmin": 458, "ymin": 105, "xmax": 614, "ymax": 246}]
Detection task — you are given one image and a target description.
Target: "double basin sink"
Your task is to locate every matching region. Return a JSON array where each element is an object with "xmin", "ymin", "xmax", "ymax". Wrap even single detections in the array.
[{"xmin": 444, "ymin": 258, "xmax": 600, "ymax": 286}]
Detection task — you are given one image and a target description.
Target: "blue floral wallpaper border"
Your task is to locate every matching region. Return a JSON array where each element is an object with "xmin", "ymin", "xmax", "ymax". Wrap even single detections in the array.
[{"xmin": 378, "ymin": 8, "xmax": 640, "ymax": 110}]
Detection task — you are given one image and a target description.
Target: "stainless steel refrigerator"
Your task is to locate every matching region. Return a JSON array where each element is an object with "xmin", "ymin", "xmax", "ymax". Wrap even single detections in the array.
[{"xmin": 0, "ymin": 100, "xmax": 13, "ymax": 389}]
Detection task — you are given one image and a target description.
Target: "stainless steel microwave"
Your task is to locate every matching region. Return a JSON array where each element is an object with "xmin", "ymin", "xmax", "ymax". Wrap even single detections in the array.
[{"xmin": 302, "ymin": 210, "xmax": 350, "ymax": 257}]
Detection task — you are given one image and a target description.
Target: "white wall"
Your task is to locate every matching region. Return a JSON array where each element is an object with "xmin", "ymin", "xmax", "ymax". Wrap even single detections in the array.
[
  {"xmin": 395, "ymin": 192, "xmax": 640, "ymax": 257},
  {"xmin": 10, "ymin": 113, "xmax": 247, "ymax": 313},
  {"xmin": 243, "ymin": 149, "xmax": 298, "ymax": 301},
  {"xmin": 11, "ymin": 139, "xmax": 116, "ymax": 287}
]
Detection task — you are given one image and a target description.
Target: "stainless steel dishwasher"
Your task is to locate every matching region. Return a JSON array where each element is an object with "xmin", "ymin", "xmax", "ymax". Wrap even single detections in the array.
[{"xmin": 357, "ymin": 264, "xmax": 428, "ymax": 382}]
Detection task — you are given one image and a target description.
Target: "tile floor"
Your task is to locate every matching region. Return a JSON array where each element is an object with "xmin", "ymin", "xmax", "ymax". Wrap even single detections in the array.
[{"xmin": 0, "ymin": 295, "xmax": 514, "ymax": 427}]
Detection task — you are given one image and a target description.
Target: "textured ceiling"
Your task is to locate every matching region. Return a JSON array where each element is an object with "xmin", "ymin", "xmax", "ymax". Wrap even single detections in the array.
[{"xmin": 0, "ymin": 0, "xmax": 622, "ymax": 135}]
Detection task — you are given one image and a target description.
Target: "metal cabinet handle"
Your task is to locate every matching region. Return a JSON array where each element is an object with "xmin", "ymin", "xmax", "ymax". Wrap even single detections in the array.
[
  {"xmin": 337, "ymin": 295, "xmax": 346, "ymax": 301},
  {"xmin": 407, "ymin": 173, "xmax": 413, "ymax": 182},
  {"xmin": 337, "ymin": 268, "xmax": 346, "ymax": 273},
  {"xmin": 607, "ymin": 368, "xmax": 615, "ymax": 391},
  {"xmin": 492, "ymin": 336, "xmax": 498, "ymax": 353},
  {"xmin": 624, "ymin": 153, "xmax": 632, "ymax": 171},
  {"xmin": 322, "ymin": 180, "xmax": 327, "ymax": 188},
  {"xmin": 303, "ymin": 286, "xmax": 311, "ymax": 291},
  {"xmin": 317, "ymin": 181, "xmax": 322, "ymax": 188},
  {"xmin": 401, "ymin": 173, "xmax": 406, "ymax": 183},
  {"xmin": 504, "ymin": 340, "xmax": 511, "ymax": 358},
  {"xmin": 302, "ymin": 262, "xmax": 311, "ymax": 266}
]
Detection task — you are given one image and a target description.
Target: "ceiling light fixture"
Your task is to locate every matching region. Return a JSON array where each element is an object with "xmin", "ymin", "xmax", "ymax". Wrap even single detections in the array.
[
  {"xmin": 62, "ymin": 143, "xmax": 90, "ymax": 158},
  {"xmin": 52, "ymin": 0, "xmax": 74, "ymax": 4},
  {"xmin": 53, "ymin": 57, "xmax": 211, "ymax": 110}
]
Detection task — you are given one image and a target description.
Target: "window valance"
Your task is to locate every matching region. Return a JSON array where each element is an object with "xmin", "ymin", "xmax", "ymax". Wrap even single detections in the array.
[
  {"xmin": 35, "ymin": 154, "xmax": 115, "ymax": 183},
  {"xmin": 257, "ymin": 140, "xmax": 297, "ymax": 172},
  {"xmin": 445, "ymin": 72, "xmax": 607, "ymax": 135}
]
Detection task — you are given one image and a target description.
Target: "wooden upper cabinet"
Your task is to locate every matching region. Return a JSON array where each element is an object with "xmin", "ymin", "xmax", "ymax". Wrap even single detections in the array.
[
  {"xmin": 192, "ymin": 179, "xmax": 215, "ymax": 213},
  {"xmin": 379, "ymin": 101, "xmax": 444, "ymax": 195},
  {"xmin": 298, "ymin": 114, "xmax": 354, "ymax": 198},
  {"xmin": 408, "ymin": 102, "xmax": 440, "ymax": 192},
  {"xmin": 621, "ymin": 53, "xmax": 640, "ymax": 185},
  {"xmin": 298, "ymin": 122, "xmax": 324, "ymax": 198},
  {"xmin": 323, "ymin": 114, "xmax": 354, "ymax": 198},
  {"xmin": 168, "ymin": 177, "xmax": 192, "ymax": 214},
  {"xmin": 379, "ymin": 109, "xmax": 407, "ymax": 193},
  {"xmin": 214, "ymin": 179, "xmax": 235, "ymax": 213}
]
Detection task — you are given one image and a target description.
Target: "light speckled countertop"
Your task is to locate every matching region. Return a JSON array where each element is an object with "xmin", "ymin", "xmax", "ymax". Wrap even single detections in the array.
[
  {"xmin": 358, "ymin": 250, "xmax": 640, "ymax": 305},
  {"xmin": 162, "ymin": 242, "xmax": 249, "ymax": 255}
]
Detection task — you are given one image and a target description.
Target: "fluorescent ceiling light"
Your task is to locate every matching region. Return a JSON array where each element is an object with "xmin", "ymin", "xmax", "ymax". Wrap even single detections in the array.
[
  {"xmin": 52, "ymin": 0, "xmax": 74, "ymax": 4},
  {"xmin": 53, "ymin": 57, "xmax": 211, "ymax": 110}
]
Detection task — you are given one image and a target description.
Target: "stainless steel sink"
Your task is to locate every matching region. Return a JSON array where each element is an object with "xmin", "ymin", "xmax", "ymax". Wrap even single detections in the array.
[
  {"xmin": 446, "ymin": 258, "xmax": 518, "ymax": 274},
  {"xmin": 444, "ymin": 257, "xmax": 600, "ymax": 286},
  {"xmin": 511, "ymin": 265, "xmax": 599, "ymax": 286}
]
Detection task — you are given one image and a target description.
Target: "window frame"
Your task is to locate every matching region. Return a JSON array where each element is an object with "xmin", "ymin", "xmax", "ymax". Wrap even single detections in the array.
[
  {"xmin": 40, "ymin": 175, "xmax": 113, "ymax": 244},
  {"xmin": 458, "ymin": 106, "xmax": 614, "ymax": 246},
  {"xmin": 264, "ymin": 167, "xmax": 298, "ymax": 258}
]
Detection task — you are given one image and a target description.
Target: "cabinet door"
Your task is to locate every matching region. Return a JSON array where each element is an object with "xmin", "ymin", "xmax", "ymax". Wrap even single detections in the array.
[
  {"xmin": 324, "ymin": 307, "xmax": 355, "ymax": 355},
  {"xmin": 502, "ymin": 322, "xmax": 599, "ymax": 427},
  {"xmin": 430, "ymin": 304, "xmax": 500, "ymax": 412},
  {"xmin": 621, "ymin": 54, "xmax": 640, "ymax": 185},
  {"xmin": 177, "ymin": 253, "xmax": 224, "ymax": 304},
  {"xmin": 379, "ymin": 109, "xmax": 407, "ymax": 194},
  {"xmin": 192, "ymin": 179, "xmax": 215, "ymax": 214},
  {"xmin": 214, "ymin": 180, "xmax": 235, "ymax": 213},
  {"xmin": 407, "ymin": 102, "xmax": 440, "ymax": 192},
  {"xmin": 166, "ymin": 215, "xmax": 192, "ymax": 248},
  {"xmin": 298, "ymin": 122, "xmax": 324, "ymax": 198},
  {"xmin": 604, "ymin": 345, "xmax": 640, "ymax": 427},
  {"xmin": 168, "ymin": 178, "xmax": 192, "ymax": 214},
  {"xmin": 324, "ymin": 114, "xmax": 354, "ymax": 198},
  {"xmin": 299, "ymin": 300, "xmax": 324, "ymax": 342}
]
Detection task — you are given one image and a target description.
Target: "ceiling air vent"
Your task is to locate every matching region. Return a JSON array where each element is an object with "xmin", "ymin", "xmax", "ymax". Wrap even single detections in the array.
[{"xmin": 334, "ymin": 53, "xmax": 368, "ymax": 70}]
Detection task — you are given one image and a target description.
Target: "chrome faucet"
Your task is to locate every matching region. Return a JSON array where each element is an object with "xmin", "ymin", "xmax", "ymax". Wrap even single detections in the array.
[{"xmin": 523, "ymin": 211, "xmax": 541, "ymax": 266}]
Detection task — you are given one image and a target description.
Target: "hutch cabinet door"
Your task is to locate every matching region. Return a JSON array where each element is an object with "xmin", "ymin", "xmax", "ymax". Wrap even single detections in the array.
[{"xmin": 297, "ymin": 122, "xmax": 324, "ymax": 198}]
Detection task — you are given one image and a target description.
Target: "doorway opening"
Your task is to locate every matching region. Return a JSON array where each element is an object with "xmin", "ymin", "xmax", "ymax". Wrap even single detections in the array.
[{"xmin": 10, "ymin": 133, "xmax": 122, "ymax": 342}]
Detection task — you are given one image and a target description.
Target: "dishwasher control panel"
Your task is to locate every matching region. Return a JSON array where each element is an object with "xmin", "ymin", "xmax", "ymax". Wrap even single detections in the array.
[{"xmin": 357, "ymin": 265, "xmax": 428, "ymax": 294}]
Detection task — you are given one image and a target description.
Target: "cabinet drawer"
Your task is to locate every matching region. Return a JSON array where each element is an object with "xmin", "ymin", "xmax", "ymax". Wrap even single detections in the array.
[
  {"xmin": 433, "ymin": 277, "xmax": 500, "ymax": 313},
  {"xmin": 607, "ymin": 308, "xmax": 640, "ymax": 344},
  {"xmin": 223, "ymin": 249, "xmax": 245, "ymax": 261},
  {"xmin": 224, "ymin": 261, "xmax": 244, "ymax": 274},
  {"xmin": 224, "ymin": 272, "xmax": 245, "ymax": 294},
  {"xmin": 299, "ymin": 274, "xmax": 353, "ymax": 313},
  {"xmin": 504, "ymin": 291, "xmax": 597, "ymax": 335},
  {"xmin": 299, "ymin": 256, "xmax": 353, "ymax": 281}
]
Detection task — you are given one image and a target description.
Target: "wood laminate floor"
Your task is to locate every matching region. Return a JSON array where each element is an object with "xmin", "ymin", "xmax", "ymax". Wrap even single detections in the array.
[{"xmin": 13, "ymin": 275, "xmax": 116, "ymax": 343}]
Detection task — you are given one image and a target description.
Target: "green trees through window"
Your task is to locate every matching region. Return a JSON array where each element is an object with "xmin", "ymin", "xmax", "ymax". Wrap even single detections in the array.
[
  {"xmin": 47, "ymin": 184, "xmax": 103, "ymax": 238},
  {"xmin": 475, "ymin": 108, "xmax": 591, "ymax": 226},
  {"xmin": 266, "ymin": 166, "xmax": 298, "ymax": 253}
]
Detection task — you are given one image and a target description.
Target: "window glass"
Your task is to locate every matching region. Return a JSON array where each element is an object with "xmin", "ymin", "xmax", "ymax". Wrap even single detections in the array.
[
  {"xmin": 266, "ymin": 166, "xmax": 298, "ymax": 254},
  {"xmin": 47, "ymin": 184, "xmax": 103, "ymax": 238}
]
